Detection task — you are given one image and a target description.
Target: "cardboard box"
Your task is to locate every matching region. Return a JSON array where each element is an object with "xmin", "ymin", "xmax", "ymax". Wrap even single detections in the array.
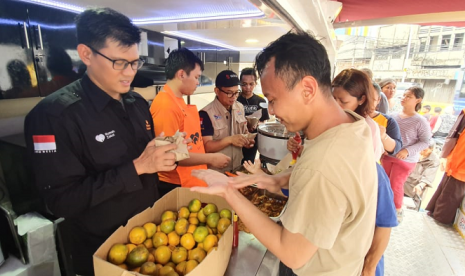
[
  {"xmin": 93, "ymin": 188, "xmax": 233, "ymax": 276},
  {"xmin": 454, "ymin": 208, "xmax": 465, "ymax": 240}
]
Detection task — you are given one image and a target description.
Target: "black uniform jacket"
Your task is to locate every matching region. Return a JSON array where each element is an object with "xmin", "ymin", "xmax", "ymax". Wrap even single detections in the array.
[{"xmin": 24, "ymin": 74, "xmax": 159, "ymax": 275}]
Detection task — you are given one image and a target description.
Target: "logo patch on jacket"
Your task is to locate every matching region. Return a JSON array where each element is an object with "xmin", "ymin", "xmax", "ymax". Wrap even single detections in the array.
[
  {"xmin": 33, "ymin": 135, "xmax": 56, "ymax": 153},
  {"xmin": 95, "ymin": 130, "xmax": 116, "ymax": 142},
  {"xmin": 214, "ymin": 115, "xmax": 222, "ymax": 120},
  {"xmin": 146, "ymin": 120, "xmax": 151, "ymax": 130}
]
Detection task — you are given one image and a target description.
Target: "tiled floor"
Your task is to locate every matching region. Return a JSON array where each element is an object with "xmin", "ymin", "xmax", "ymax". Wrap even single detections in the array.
[{"xmin": 385, "ymin": 209, "xmax": 465, "ymax": 276}]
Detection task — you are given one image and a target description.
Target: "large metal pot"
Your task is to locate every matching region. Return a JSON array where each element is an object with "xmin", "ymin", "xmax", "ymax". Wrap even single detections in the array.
[{"xmin": 257, "ymin": 123, "xmax": 292, "ymax": 164}]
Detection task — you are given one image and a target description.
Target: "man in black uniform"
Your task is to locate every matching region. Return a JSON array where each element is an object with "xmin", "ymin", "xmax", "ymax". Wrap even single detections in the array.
[
  {"xmin": 24, "ymin": 8, "xmax": 177, "ymax": 276},
  {"xmin": 237, "ymin": 67, "xmax": 269, "ymax": 162}
]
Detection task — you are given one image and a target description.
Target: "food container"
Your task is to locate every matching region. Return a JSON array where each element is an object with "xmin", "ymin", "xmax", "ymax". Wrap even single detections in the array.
[
  {"xmin": 257, "ymin": 123, "xmax": 292, "ymax": 164},
  {"xmin": 238, "ymin": 186, "xmax": 288, "ymax": 222}
]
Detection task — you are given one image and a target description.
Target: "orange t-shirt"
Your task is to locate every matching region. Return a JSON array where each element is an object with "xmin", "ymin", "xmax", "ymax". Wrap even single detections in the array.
[
  {"xmin": 149, "ymin": 90, "xmax": 186, "ymax": 184},
  {"xmin": 446, "ymin": 119, "xmax": 465, "ymax": 182}
]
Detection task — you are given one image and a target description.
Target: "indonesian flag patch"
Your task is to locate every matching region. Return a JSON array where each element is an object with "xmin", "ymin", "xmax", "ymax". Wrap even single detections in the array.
[{"xmin": 33, "ymin": 135, "xmax": 57, "ymax": 153}]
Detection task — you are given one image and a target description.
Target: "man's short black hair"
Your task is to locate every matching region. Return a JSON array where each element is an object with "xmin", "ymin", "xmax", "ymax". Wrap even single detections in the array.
[
  {"xmin": 165, "ymin": 48, "xmax": 204, "ymax": 80},
  {"xmin": 423, "ymin": 105, "xmax": 431, "ymax": 111},
  {"xmin": 75, "ymin": 8, "xmax": 141, "ymax": 50},
  {"xmin": 254, "ymin": 30, "xmax": 332, "ymax": 96},
  {"xmin": 240, "ymin": 67, "xmax": 257, "ymax": 82}
]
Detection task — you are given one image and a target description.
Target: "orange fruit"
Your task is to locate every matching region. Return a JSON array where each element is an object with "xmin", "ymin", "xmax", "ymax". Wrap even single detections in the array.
[
  {"xmin": 203, "ymin": 203, "xmax": 218, "ymax": 216},
  {"xmin": 126, "ymin": 246, "xmax": 149, "ymax": 268},
  {"xmin": 144, "ymin": 238, "xmax": 154, "ymax": 249},
  {"xmin": 175, "ymin": 218, "xmax": 189, "ymax": 236},
  {"xmin": 161, "ymin": 219, "xmax": 176, "ymax": 234},
  {"xmin": 206, "ymin": 213, "xmax": 220, "ymax": 229},
  {"xmin": 171, "ymin": 247, "xmax": 188, "ymax": 264},
  {"xmin": 217, "ymin": 217, "xmax": 231, "ymax": 234},
  {"xmin": 126, "ymin": 243, "xmax": 137, "ymax": 253},
  {"xmin": 129, "ymin": 226, "xmax": 147, "ymax": 245},
  {"xmin": 180, "ymin": 233, "xmax": 195, "ymax": 250},
  {"xmin": 193, "ymin": 226, "xmax": 209, "ymax": 243},
  {"xmin": 188, "ymin": 199, "xmax": 201, "ymax": 213},
  {"xmin": 187, "ymin": 224, "xmax": 196, "ymax": 234},
  {"xmin": 178, "ymin": 207, "xmax": 190, "ymax": 219},
  {"xmin": 168, "ymin": 232, "xmax": 180, "ymax": 247},
  {"xmin": 189, "ymin": 212, "xmax": 198, "ymax": 218},
  {"xmin": 140, "ymin": 261, "xmax": 157, "ymax": 275},
  {"xmin": 154, "ymin": 245, "xmax": 172, "ymax": 265},
  {"xmin": 185, "ymin": 260, "xmax": 198, "ymax": 274},
  {"xmin": 158, "ymin": 265, "xmax": 174, "ymax": 276},
  {"xmin": 107, "ymin": 243, "xmax": 128, "ymax": 265},
  {"xmin": 219, "ymin": 209, "xmax": 232, "ymax": 220},
  {"xmin": 203, "ymin": 234, "xmax": 218, "ymax": 252},
  {"xmin": 188, "ymin": 247, "xmax": 206, "ymax": 263},
  {"xmin": 207, "ymin": 246, "xmax": 217, "ymax": 255},
  {"xmin": 197, "ymin": 208, "xmax": 206, "ymax": 223},
  {"xmin": 152, "ymin": 232, "xmax": 168, "ymax": 248},
  {"xmin": 165, "ymin": 261, "xmax": 176, "ymax": 269},
  {"xmin": 161, "ymin": 211, "xmax": 177, "ymax": 222},
  {"xmin": 143, "ymin": 222, "xmax": 157, "ymax": 239},
  {"xmin": 175, "ymin": 261, "xmax": 187, "ymax": 275},
  {"xmin": 188, "ymin": 217, "xmax": 199, "ymax": 225},
  {"xmin": 148, "ymin": 253, "xmax": 155, "ymax": 262},
  {"xmin": 117, "ymin": 263, "xmax": 128, "ymax": 270}
]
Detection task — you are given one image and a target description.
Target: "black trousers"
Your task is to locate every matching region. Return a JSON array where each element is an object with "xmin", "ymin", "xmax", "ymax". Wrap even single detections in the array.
[{"xmin": 158, "ymin": 180, "xmax": 181, "ymax": 198}]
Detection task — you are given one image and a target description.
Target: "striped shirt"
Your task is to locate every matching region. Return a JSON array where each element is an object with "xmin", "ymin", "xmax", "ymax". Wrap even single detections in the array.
[{"xmin": 392, "ymin": 113, "xmax": 431, "ymax": 163}]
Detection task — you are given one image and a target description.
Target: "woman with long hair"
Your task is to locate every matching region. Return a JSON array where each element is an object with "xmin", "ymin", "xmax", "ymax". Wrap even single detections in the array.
[
  {"xmin": 381, "ymin": 86, "xmax": 431, "ymax": 222},
  {"xmin": 332, "ymin": 69, "xmax": 383, "ymax": 159}
]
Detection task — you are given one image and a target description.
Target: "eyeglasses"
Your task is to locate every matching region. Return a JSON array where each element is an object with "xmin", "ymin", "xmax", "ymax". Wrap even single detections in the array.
[
  {"xmin": 87, "ymin": 45, "xmax": 144, "ymax": 71},
  {"xmin": 218, "ymin": 88, "xmax": 241, "ymax": 98}
]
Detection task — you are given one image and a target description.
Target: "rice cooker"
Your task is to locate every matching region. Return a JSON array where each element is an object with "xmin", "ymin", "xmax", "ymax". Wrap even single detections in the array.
[{"xmin": 257, "ymin": 123, "xmax": 294, "ymax": 165}]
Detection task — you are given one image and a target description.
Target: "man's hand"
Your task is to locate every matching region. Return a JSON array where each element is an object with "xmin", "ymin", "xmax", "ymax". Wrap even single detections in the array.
[
  {"xmin": 440, "ymin": 158, "xmax": 447, "ymax": 171},
  {"xmin": 133, "ymin": 139, "xmax": 177, "ymax": 175},
  {"xmin": 287, "ymin": 136, "xmax": 301, "ymax": 153},
  {"xmin": 243, "ymin": 138, "xmax": 255, "ymax": 149},
  {"xmin": 191, "ymin": 169, "xmax": 231, "ymax": 198},
  {"xmin": 395, "ymin": 148, "xmax": 409, "ymax": 160},
  {"xmin": 229, "ymin": 173, "xmax": 282, "ymax": 194},
  {"xmin": 229, "ymin": 134, "xmax": 249, "ymax": 147},
  {"xmin": 209, "ymin": 153, "xmax": 231, "ymax": 169}
]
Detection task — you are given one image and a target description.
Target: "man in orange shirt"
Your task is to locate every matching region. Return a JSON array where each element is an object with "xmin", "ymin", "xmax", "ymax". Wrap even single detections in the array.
[
  {"xmin": 150, "ymin": 48, "xmax": 230, "ymax": 196},
  {"xmin": 426, "ymin": 108, "xmax": 465, "ymax": 224}
]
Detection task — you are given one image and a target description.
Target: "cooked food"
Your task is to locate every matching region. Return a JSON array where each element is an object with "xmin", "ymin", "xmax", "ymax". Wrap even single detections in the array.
[{"xmin": 238, "ymin": 187, "xmax": 287, "ymax": 219}]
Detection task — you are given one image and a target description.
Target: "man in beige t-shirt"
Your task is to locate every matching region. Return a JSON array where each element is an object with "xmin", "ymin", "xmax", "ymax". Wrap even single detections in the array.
[
  {"xmin": 190, "ymin": 31, "xmax": 378, "ymax": 276},
  {"xmin": 281, "ymin": 110, "xmax": 377, "ymax": 275}
]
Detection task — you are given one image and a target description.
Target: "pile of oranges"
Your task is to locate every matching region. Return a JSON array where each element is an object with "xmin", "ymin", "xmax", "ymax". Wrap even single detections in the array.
[{"xmin": 107, "ymin": 198, "xmax": 232, "ymax": 276}]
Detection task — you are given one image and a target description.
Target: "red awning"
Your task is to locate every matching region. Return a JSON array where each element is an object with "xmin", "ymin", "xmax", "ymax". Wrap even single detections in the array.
[{"xmin": 334, "ymin": 0, "xmax": 465, "ymax": 28}]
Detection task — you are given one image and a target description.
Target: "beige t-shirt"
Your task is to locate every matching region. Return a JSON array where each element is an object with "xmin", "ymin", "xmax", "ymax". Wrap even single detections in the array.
[{"xmin": 281, "ymin": 110, "xmax": 378, "ymax": 276}]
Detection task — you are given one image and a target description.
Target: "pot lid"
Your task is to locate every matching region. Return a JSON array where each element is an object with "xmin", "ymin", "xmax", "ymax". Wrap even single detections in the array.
[{"xmin": 258, "ymin": 123, "xmax": 289, "ymax": 138}]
